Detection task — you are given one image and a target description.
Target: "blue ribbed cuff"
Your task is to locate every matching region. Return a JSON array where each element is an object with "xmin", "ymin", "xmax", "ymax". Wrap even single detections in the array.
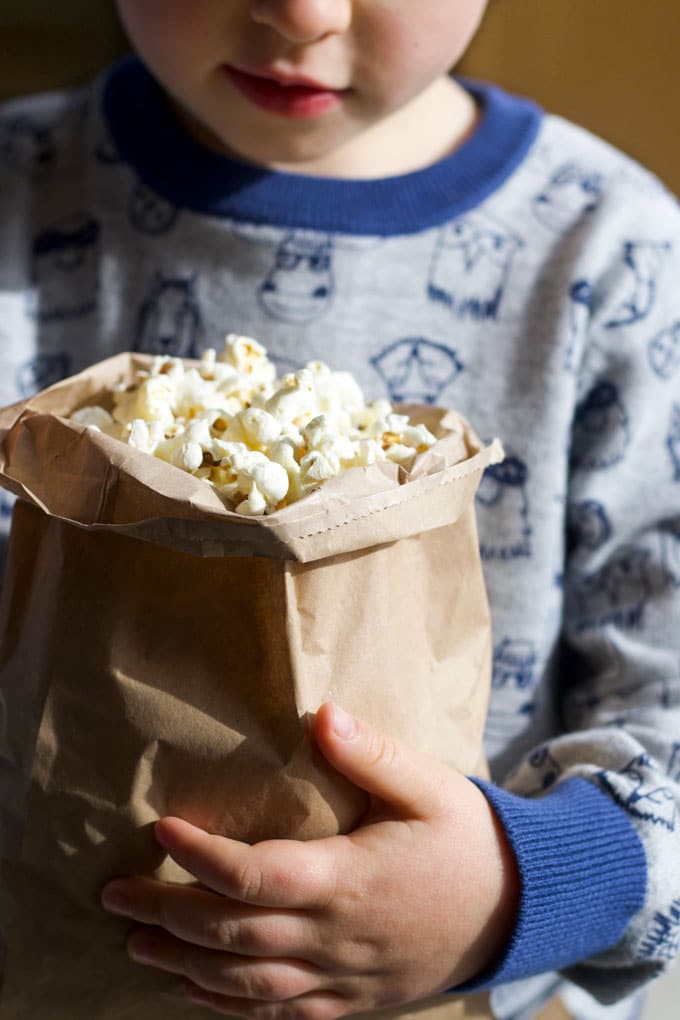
[{"xmin": 452, "ymin": 776, "xmax": 647, "ymax": 990}]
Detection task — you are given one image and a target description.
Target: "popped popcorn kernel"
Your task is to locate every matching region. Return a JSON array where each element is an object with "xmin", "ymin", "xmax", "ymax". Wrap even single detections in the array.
[
  {"xmin": 71, "ymin": 406, "xmax": 115, "ymax": 432},
  {"xmin": 128, "ymin": 418, "xmax": 163, "ymax": 454},
  {"xmin": 69, "ymin": 335, "xmax": 437, "ymax": 514}
]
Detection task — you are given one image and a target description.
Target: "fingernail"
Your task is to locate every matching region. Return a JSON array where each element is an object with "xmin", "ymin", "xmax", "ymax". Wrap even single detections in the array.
[
  {"xmin": 331, "ymin": 705, "xmax": 357, "ymax": 740},
  {"xmin": 102, "ymin": 882, "xmax": 132, "ymax": 914}
]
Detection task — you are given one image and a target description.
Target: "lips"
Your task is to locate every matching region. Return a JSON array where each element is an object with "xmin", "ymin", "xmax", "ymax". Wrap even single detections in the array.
[{"xmin": 224, "ymin": 65, "xmax": 349, "ymax": 119}]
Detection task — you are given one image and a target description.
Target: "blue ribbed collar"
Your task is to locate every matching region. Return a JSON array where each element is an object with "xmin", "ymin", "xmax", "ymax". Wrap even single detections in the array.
[{"xmin": 102, "ymin": 56, "xmax": 542, "ymax": 236}]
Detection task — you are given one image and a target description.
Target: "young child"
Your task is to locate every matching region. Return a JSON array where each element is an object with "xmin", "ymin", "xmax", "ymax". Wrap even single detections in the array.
[{"xmin": 1, "ymin": 2, "xmax": 679, "ymax": 1018}]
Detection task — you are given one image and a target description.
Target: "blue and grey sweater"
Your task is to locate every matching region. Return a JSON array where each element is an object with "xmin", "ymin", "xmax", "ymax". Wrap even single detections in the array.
[{"xmin": 0, "ymin": 56, "xmax": 679, "ymax": 1020}]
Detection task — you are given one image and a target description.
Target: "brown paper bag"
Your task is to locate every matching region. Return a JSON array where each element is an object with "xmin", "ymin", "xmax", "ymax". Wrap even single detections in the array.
[{"xmin": 0, "ymin": 354, "xmax": 503, "ymax": 1019}]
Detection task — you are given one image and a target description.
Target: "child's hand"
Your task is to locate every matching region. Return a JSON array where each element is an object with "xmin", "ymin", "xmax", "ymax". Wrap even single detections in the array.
[{"xmin": 101, "ymin": 703, "xmax": 519, "ymax": 1018}]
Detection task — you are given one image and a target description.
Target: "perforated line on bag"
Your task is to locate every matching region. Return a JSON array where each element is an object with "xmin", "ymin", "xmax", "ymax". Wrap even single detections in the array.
[{"xmin": 292, "ymin": 453, "xmax": 493, "ymax": 541}]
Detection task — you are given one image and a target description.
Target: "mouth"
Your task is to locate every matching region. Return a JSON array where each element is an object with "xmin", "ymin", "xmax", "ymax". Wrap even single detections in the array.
[{"xmin": 224, "ymin": 65, "xmax": 350, "ymax": 119}]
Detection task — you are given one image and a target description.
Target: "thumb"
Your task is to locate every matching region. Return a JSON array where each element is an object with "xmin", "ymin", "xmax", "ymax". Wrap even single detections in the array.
[{"xmin": 312, "ymin": 702, "xmax": 447, "ymax": 819}]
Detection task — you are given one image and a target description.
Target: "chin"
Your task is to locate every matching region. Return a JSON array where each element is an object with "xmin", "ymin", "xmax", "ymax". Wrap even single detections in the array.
[{"xmin": 217, "ymin": 123, "xmax": 358, "ymax": 171}]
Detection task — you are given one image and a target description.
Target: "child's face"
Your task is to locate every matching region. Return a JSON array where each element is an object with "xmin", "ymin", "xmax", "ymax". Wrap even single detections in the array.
[{"xmin": 115, "ymin": 0, "xmax": 488, "ymax": 175}]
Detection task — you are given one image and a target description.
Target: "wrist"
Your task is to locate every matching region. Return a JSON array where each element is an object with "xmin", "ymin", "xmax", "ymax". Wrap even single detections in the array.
[
  {"xmin": 443, "ymin": 778, "xmax": 520, "ymax": 987},
  {"xmin": 468, "ymin": 781, "xmax": 520, "ymax": 977},
  {"xmin": 453, "ymin": 776, "xmax": 647, "ymax": 990}
]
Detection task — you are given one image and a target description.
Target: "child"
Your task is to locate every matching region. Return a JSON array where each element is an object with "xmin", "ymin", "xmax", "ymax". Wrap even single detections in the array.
[{"xmin": 1, "ymin": 2, "xmax": 679, "ymax": 1017}]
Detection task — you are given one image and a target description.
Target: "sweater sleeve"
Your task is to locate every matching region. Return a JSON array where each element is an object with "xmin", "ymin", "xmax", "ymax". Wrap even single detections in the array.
[{"xmin": 455, "ymin": 182, "xmax": 680, "ymax": 1004}]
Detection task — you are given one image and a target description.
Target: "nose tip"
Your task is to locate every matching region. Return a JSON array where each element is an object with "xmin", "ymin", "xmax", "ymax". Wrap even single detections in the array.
[{"xmin": 249, "ymin": 0, "xmax": 351, "ymax": 43}]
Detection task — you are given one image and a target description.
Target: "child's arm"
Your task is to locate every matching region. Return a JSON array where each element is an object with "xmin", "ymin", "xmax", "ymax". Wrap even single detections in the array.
[
  {"xmin": 464, "ymin": 176, "xmax": 680, "ymax": 1003},
  {"xmin": 102, "ymin": 702, "xmax": 521, "ymax": 1017}
]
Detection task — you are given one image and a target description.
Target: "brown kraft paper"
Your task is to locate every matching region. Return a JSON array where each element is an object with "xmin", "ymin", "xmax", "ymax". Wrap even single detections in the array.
[{"xmin": 0, "ymin": 353, "xmax": 504, "ymax": 1019}]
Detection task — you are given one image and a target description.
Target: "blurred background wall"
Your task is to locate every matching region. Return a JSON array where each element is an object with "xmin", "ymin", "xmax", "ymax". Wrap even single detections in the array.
[
  {"xmin": 458, "ymin": 0, "xmax": 680, "ymax": 195},
  {"xmin": 0, "ymin": 0, "xmax": 127, "ymax": 101},
  {"xmin": 1, "ymin": 0, "xmax": 679, "ymax": 194}
]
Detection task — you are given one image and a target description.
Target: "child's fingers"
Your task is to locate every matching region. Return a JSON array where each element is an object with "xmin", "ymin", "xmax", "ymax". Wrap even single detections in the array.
[
  {"xmin": 182, "ymin": 986, "xmax": 347, "ymax": 1020},
  {"xmin": 123, "ymin": 922, "xmax": 328, "ymax": 1001},
  {"xmin": 102, "ymin": 876, "xmax": 311, "ymax": 957},
  {"xmin": 312, "ymin": 703, "xmax": 450, "ymax": 819},
  {"xmin": 153, "ymin": 817, "xmax": 342, "ymax": 909}
]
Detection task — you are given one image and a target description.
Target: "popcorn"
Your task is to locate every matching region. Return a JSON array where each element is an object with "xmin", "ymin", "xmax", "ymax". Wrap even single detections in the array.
[
  {"xmin": 300, "ymin": 449, "xmax": 339, "ymax": 484},
  {"xmin": 355, "ymin": 439, "xmax": 386, "ymax": 466},
  {"xmin": 173, "ymin": 441, "xmax": 204, "ymax": 474},
  {"xmin": 238, "ymin": 460, "xmax": 290, "ymax": 513},
  {"xmin": 218, "ymin": 334, "xmax": 276, "ymax": 400},
  {"xmin": 69, "ymin": 334, "xmax": 437, "ymax": 515},
  {"xmin": 226, "ymin": 407, "xmax": 282, "ymax": 448},
  {"xmin": 128, "ymin": 418, "xmax": 163, "ymax": 455},
  {"xmin": 70, "ymin": 406, "xmax": 115, "ymax": 432},
  {"xmin": 265, "ymin": 369, "xmax": 318, "ymax": 425},
  {"xmin": 113, "ymin": 374, "xmax": 175, "ymax": 428}
]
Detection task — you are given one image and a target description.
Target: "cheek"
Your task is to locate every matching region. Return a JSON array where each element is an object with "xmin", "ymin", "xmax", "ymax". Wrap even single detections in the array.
[
  {"xmin": 116, "ymin": 0, "xmax": 219, "ymax": 75},
  {"xmin": 360, "ymin": 2, "xmax": 488, "ymax": 99}
]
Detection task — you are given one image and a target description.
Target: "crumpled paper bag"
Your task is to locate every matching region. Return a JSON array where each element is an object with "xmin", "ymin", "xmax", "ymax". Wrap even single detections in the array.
[{"xmin": 0, "ymin": 353, "xmax": 503, "ymax": 1019}]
